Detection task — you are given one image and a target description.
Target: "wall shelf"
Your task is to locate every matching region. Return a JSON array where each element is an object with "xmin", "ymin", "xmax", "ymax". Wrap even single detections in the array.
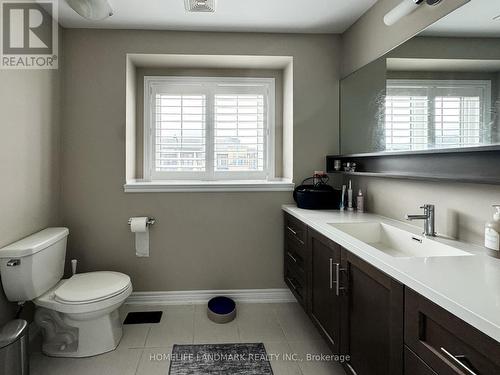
[{"xmin": 326, "ymin": 148, "xmax": 500, "ymax": 185}]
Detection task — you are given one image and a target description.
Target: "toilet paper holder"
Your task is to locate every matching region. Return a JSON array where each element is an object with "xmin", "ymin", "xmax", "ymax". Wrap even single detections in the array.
[{"xmin": 128, "ymin": 217, "xmax": 156, "ymax": 227}]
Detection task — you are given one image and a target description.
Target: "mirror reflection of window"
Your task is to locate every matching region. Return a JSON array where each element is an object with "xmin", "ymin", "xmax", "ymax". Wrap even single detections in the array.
[{"xmin": 385, "ymin": 80, "xmax": 492, "ymax": 151}]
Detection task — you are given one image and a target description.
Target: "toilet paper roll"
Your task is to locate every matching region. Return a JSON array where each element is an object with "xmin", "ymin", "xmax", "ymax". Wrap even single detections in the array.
[{"xmin": 130, "ymin": 217, "xmax": 149, "ymax": 257}]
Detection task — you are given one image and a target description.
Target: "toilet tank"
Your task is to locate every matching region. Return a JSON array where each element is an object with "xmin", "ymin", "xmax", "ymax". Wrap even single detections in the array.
[{"xmin": 0, "ymin": 228, "xmax": 69, "ymax": 302}]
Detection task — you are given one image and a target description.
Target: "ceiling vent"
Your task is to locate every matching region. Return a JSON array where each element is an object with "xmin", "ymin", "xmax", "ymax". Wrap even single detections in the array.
[{"xmin": 184, "ymin": 0, "xmax": 216, "ymax": 13}]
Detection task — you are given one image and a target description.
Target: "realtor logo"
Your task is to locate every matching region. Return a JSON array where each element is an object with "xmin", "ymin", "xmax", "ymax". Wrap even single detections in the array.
[{"xmin": 1, "ymin": 0, "xmax": 58, "ymax": 69}]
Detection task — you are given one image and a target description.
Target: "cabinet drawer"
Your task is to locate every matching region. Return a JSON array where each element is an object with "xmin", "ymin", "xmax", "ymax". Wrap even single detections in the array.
[
  {"xmin": 405, "ymin": 288, "xmax": 500, "ymax": 375},
  {"xmin": 285, "ymin": 235, "xmax": 307, "ymax": 261},
  {"xmin": 285, "ymin": 250, "xmax": 306, "ymax": 282},
  {"xmin": 285, "ymin": 246, "xmax": 306, "ymax": 274},
  {"xmin": 405, "ymin": 347, "xmax": 437, "ymax": 375},
  {"xmin": 284, "ymin": 263, "xmax": 306, "ymax": 307},
  {"xmin": 284, "ymin": 213, "xmax": 307, "ymax": 251}
]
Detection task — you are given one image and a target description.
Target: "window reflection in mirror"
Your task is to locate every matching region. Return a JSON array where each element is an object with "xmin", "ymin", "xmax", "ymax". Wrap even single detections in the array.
[
  {"xmin": 340, "ymin": 37, "xmax": 500, "ymax": 154},
  {"xmin": 384, "ymin": 75, "xmax": 493, "ymax": 152}
]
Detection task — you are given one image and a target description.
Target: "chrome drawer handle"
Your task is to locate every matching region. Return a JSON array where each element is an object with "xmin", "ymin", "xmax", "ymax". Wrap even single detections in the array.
[
  {"xmin": 286, "ymin": 226, "xmax": 305, "ymax": 244},
  {"xmin": 330, "ymin": 262, "xmax": 346, "ymax": 296},
  {"xmin": 286, "ymin": 277, "xmax": 298, "ymax": 291},
  {"xmin": 336, "ymin": 263, "xmax": 341, "ymax": 296},
  {"xmin": 346, "ymin": 363, "xmax": 358, "ymax": 375},
  {"xmin": 7, "ymin": 259, "xmax": 21, "ymax": 267},
  {"xmin": 440, "ymin": 347, "xmax": 478, "ymax": 375},
  {"xmin": 329, "ymin": 258, "xmax": 333, "ymax": 289},
  {"xmin": 287, "ymin": 252, "xmax": 298, "ymax": 263}
]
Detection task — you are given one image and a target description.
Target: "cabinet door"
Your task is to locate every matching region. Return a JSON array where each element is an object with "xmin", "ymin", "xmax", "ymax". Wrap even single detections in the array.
[
  {"xmin": 309, "ymin": 228, "xmax": 342, "ymax": 354},
  {"xmin": 341, "ymin": 250, "xmax": 404, "ymax": 375}
]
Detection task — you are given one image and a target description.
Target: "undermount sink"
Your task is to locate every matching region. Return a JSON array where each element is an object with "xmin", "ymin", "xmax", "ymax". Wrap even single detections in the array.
[{"xmin": 328, "ymin": 222, "xmax": 472, "ymax": 258}]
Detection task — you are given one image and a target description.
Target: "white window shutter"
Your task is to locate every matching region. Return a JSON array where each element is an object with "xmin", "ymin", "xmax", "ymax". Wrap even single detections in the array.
[
  {"xmin": 144, "ymin": 77, "xmax": 275, "ymax": 181},
  {"xmin": 154, "ymin": 94, "xmax": 206, "ymax": 173},
  {"xmin": 214, "ymin": 94, "xmax": 265, "ymax": 173}
]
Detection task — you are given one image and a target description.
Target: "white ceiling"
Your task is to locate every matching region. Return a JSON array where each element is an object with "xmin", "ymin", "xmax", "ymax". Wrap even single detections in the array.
[
  {"xmin": 58, "ymin": 0, "xmax": 377, "ymax": 33},
  {"xmin": 424, "ymin": 0, "xmax": 500, "ymax": 37}
]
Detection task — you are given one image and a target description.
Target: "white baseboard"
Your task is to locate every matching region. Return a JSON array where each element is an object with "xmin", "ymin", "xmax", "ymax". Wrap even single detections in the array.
[{"xmin": 125, "ymin": 288, "xmax": 296, "ymax": 306}]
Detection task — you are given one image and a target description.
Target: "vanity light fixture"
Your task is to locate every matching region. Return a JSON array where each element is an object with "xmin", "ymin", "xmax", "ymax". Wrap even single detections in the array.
[
  {"xmin": 65, "ymin": 0, "xmax": 113, "ymax": 20},
  {"xmin": 384, "ymin": 0, "xmax": 442, "ymax": 26},
  {"xmin": 184, "ymin": 0, "xmax": 216, "ymax": 13}
]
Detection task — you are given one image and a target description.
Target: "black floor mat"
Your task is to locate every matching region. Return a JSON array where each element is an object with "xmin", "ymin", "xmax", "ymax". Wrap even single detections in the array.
[
  {"xmin": 169, "ymin": 343, "xmax": 274, "ymax": 375},
  {"xmin": 123, "ymin": 311, "xmax": 163, "ymax": 324}
]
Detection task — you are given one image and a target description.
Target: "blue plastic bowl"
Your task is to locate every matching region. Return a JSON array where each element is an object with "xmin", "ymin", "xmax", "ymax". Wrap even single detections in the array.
[{"xmin": 207, "ymin": 296, "xmax": 236, "ymax": 323}]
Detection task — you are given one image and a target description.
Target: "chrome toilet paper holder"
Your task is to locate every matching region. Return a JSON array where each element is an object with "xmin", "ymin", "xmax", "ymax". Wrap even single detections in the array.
[{"xmin": 128, "ymin": 217, "xmax": 156, "ymax": 227}]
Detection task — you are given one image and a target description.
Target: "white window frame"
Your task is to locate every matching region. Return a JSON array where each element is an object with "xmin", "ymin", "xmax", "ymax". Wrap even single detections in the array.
[
  {"xmin": 143, "ymin": 76, "xmax": 275, "ymax": 182},
  {"xmin": 385, "ymin": 79, "xmax": 492, "ymax": 150}
]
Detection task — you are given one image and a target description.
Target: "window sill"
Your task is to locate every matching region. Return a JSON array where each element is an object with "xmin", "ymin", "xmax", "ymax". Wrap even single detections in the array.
[{"xmin": 124, "ymin": 179, "xmax": 295, "ymax": 193}]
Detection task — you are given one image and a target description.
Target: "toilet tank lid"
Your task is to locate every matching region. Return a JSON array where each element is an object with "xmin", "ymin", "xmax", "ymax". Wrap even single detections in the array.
[{"xmin": 0, "ymin": 228, "xmax": 69, "ymax": 258}]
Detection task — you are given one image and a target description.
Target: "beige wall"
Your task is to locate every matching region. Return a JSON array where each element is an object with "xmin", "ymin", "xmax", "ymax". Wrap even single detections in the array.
[
  {"xmin": 61, "ymin": 29, "xmax": 340, "ymax": 292},
  {"xmin": 340, "ymin": 0, "xmax": 469, "ymax": 77},
  {"xmin": 0, "ymin": 68, "xmax": 61, "ymax": 325},
  {"xmin": 392, "ymin": 36, "xmax": 500, "ymax": 60},
  {"xmin": 340, "ymin": 1, "xmax": 500, "ymax": 245}
]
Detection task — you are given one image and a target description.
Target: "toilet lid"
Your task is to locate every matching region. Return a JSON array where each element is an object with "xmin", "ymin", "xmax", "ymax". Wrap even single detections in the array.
[{"xmin": 55, "ymin": 271, "xmax": 131, "ymax": 304}]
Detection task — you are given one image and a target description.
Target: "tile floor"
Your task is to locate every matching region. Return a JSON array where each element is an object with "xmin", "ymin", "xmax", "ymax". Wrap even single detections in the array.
[{"xmin": 30, "ymin": 303, "xmax": 346, "ymax": 375}]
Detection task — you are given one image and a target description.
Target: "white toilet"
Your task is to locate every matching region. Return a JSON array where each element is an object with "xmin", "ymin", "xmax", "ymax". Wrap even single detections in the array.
[{"xmin": 0, "ymin": 228, "xmax": 133, "ymax": 358}]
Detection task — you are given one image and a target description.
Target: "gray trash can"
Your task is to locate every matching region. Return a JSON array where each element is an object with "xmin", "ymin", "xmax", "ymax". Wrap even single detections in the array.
[{"xmin": 0, "ymin": 319, "xmax": 29, "ymax": 375}]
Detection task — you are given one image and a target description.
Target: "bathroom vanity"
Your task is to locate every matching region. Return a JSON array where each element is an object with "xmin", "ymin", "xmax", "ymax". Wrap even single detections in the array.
[{"xmin": 283, "ymin": 206, "xmax": 500, "ymax": 375}]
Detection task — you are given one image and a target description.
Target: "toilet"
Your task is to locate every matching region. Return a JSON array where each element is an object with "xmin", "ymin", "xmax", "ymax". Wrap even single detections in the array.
[{"xmin": 0, "ymin": 228, "xmax": 132, "ymax": 358}]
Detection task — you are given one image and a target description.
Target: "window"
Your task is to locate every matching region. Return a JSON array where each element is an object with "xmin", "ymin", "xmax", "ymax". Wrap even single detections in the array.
[
  {"xmin": 144, "ymin": 76, "xmax": 275, "ymax": 181},
  {"xmin": 385, "ymin": 80, "xmax": 491, "ymax": 151}
]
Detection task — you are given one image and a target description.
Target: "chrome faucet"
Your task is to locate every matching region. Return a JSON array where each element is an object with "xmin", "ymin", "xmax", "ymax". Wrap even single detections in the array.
[{"xmin": 405, "ymin": 204, "xmax": 436, "ymax": 237}]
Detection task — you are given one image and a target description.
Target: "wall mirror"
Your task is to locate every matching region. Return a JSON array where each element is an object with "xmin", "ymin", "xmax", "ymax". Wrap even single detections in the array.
[{"xmin": 340, "ymin": 1, "xmax": 500, "ymax": 156}]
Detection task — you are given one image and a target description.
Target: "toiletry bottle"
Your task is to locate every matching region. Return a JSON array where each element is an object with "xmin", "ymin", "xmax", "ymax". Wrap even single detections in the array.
[
  {"xmin": 347, "ymin": 180, "xmax": 354, "ymax": 212},
  {"xmin": 357, "ymin": 189, "xmax": 365, "ymax": 213},
  {"xmin": 340, "ymin": 185, "xmax": 346, "ymax": 211},
  {"xmin": 485, "ymin": 205, "xmax": 500, "ymax": 258}
]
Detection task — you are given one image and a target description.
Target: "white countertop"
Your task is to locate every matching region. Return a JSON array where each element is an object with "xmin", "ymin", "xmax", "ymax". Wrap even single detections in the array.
[{"xmin": 283, "ymin": 205, "xmax": 500, "ymax": 343}]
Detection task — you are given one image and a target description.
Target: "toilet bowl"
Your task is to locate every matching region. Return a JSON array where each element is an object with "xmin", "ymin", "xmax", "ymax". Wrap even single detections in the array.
[
  {"xmin": 34, "ymin": 271, "xmax": 133, "ymax": 357},
  {"xmin": 0, "ymin": 228, "xmax": 133, "ymax": 358}
]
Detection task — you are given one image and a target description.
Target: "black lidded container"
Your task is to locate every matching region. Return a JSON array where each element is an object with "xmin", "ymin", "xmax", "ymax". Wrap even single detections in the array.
[{"xmin": 293, "ymin": 176, "xmax": 341, "ymax": 210}]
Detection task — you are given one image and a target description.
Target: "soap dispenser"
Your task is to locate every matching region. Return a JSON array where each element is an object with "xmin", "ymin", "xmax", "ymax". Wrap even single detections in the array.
[{"xmin": 485, "ymin": 205, "xmax": 500, "ymax": 258}]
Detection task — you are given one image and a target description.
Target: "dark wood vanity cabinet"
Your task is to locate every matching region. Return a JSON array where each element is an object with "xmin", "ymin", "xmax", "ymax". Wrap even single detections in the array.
[
  {"xmin": 283, "ymin": 213, "xmax": 499, "ymax": 375},
  {"xmin": 341, "ymin": 249, "xmax": 404, "ymax": 375},
  {"xmin": 283, "ymin": 213, "xmax": 404, "ymax": 374},
  {"xmin": 308, "ymin": 228, "xmax": 342, "ymax": 354}
]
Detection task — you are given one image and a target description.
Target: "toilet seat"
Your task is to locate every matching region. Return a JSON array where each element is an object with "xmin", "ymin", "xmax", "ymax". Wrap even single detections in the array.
[
  {"xmin": 34, "ymin": 274, "xmax": 132, "ymax": 358},
  {"xmin": 54, "ymin": 271, "xmax": 130, "ymax": 304},
  {"xmin": 34, "ymin": 272, "xmax": 133, "ymax": 315}
]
